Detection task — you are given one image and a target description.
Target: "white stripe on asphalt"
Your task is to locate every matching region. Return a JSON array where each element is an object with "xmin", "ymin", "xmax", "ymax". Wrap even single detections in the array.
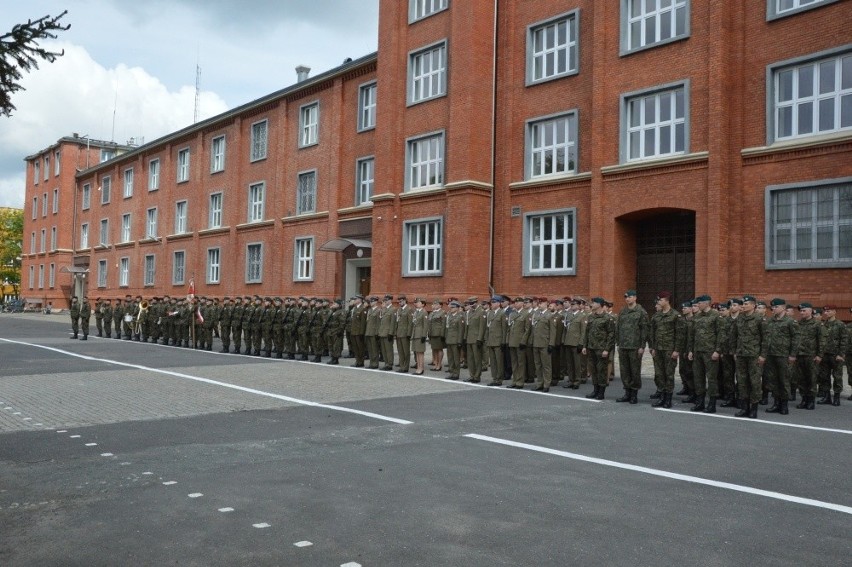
[
  {"xmin": 0, "ymin": 338, "xmax": 412, "ymax": 426},
  {"xmin": 464, "ymin": 433, "xmax": 852, "ymax": 516},
  {"xmin": 654, "ymin": 408, "xmax": 852, "ymax": 435}
]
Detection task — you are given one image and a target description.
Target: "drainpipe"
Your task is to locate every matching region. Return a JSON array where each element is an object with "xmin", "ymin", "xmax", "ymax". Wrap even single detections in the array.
[{"xmin": 487, "ymin": 0, "xmax": 499, "ymax": 298}]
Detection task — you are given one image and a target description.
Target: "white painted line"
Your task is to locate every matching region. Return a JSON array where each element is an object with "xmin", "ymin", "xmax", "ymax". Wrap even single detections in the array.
[
  {"xmin": 69, "ymin": 435, "xmax": 81, "ymax": 438},
  {"xmin": 12, "ymin": 412, "xmax": 20, "ymax": 415},
  {"xmin": 654, "ymin": 408, "xmax": 852, "ymax": 435},
  {"xmin": 0, "ymin": 338, "xmax": 413, "ymax": 426},
  {"xmin": 252, "ymin": 523, "xmax": 271, "ymax": 529},
  {"xmin": 34, "ymin": 423, "xmax": 43, "ymax": 426},
  {"xmin": 120, "ymin": 462, "xmax": 131, "ymax": 466},
  {"xmin": 218, "ymin": 507, "xmax": 234, "ymax": 513},
  {"xmin": 142, "ymin": 472, "xmax": 153, "ymax": 475},
  {"xmin": 293, "ymin": 541, "xmax": 313, "ymax": 548},
  {"xmin": 4, "ymin": 407, "xmax": 12, "ymax": 410},
  {"xmin": 341, "ymin": 563, "xmax": 362, "ymax": 567},
  {"xmin": 22, "ymin": 417, "xmax": 32, "ymax": 421},
  {"xmin": 85, "ymin": 443, "xmax": 98, "ymax": 446},
  {"xmin": 56, "ymin": 430, "xmax": 67, "ymax": 433},
  {"xmin": 188, "ymin": 493, "xmax": 203, "ymax": 498},
  {"xmin": 464, "ymin": 433, "xmax": 852, "ymax": 516},
  {"xmin": 162, "ymin": 481, "xmax": 177, "ymax": 486},
  {"xmin": 100, "ymin": 453, "xmax": 114, "ymax": 457}
]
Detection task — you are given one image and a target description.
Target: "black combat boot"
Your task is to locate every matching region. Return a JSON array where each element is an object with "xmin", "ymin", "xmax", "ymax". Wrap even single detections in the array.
[
  {"xmin": 652, "ymin": 393, "xmax": 666, "ymax": 408},
  {"xmin": 779, "ymin": 400, "xmax": 789, "ymax": 415},
  {"xmin": 312, "ymin": 355, "xmax": 322, "ymax": 363},
  {"xmin": 616, "ymin": 389, "xmax": 631, "ymax": 402},
  {"xmin": 675, "ymin": 385, "xmax": 688, "ymax": 396},
  {"xmin": 817, "ymin": 392, "xmax": 833, "ymax": 405},
  {"xmin": 704, "ymin": 397, "xmax": 717, "ymax": 414},
  {"xmin": 796, "ymin": 396, "xmax": 808, "ymax": 409},
  {"xmin": 690, "ymin": 396, "xmax": 705, "ymax": 412},
  {"xmin": 720, "ymin": 394, "xmax": 737, "ymax": 408},
  {"xmin": 72, "ymin": 333, "xmax": 78, "ymax": 339},
  {"xmin": 595, "ymin": 386, "xmax": 606, "ymax": 400},
  {"xmin": 650, "ymin": 390, "xmax": 662, "ymax": 399},
  {"xmin": 759, "ymin": 391, "xmax": 769, "ymax": 405},
  {"xmin": 629, "ymin": 389, "xmax": 638, "ymax": 404},
  {"xmin": 748, "ymin": 403, "xmax": 758, "ymax": 419},
  {"xmin": 585, "ymin": 385, "xmax": 600, "ymax": 399},
  {"xmin": 662, "ymin": 393, "xmax": 673, "ymax": 408},
  {"xmin": 765, "ymin": 398, "xmax": 781, "ymax": 413},
  {"xmin": 735, "ymin": 402, "xmax": 750, "ymax": 417},
  {"xmin": 790, "ymin": 390, "xmax": 797, "ymax": 402},
  {"xmin": 80, "ymin": 334, "xmax": 87, "ymax": 341},
  {"xmin": 805, "ymin": 396, "xmax": 815, "ymax": 410},
  {"xmin": 683, "ymin": 393, "xmax": 697, "ymax": 404},
  {"xmin": 832, "ymin": 394, "xmax": 840, "ymax": 406}
]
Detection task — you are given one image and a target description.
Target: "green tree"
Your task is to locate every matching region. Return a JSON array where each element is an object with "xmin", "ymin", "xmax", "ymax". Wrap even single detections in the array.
[
  {"xmin": 0, "ymin": 208, "xmax": 23, "ymax": 295},
  {"xmin": 0, "ymin": 11, "xmax": 70, "ymax": 117}
]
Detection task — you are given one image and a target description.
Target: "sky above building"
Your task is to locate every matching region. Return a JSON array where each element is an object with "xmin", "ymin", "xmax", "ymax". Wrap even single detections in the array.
[{"xmin": 0, "ymin": 0, "xmax": 379, "ymax": 208}]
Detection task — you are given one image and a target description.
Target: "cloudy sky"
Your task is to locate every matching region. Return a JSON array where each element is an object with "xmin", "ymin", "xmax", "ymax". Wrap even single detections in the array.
[{"xmin": 0, "ymin": 0, "xmax": 379, "ymax": 208}]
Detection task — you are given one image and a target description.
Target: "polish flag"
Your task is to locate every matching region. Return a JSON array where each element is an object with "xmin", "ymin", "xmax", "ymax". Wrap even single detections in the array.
[{"xmin": 188, "ymin": 278, "xmax": 195, "ymax": 300}]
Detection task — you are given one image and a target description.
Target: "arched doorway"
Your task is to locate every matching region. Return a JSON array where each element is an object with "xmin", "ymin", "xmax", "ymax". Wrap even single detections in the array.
[{"xmin": 634, "ymin": 211, "xmax": 695, "ymax": 311}]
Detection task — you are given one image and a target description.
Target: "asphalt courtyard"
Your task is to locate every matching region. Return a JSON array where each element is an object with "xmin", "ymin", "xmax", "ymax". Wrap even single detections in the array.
[{"xmin": 1, "ymin": 313, "xmax": 850, "ymax": 567}]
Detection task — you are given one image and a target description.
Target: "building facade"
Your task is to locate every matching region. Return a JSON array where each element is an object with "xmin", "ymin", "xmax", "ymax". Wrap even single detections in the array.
[{"xmin": 21, "ymin": 0, "xmax": 852, "ymax": 312}]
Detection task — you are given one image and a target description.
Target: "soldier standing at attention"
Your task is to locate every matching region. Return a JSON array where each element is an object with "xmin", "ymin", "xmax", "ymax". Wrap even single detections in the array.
[
  {"xmin": 69, "ymin": 296, "xmax": 81, "ymax": 339},
  {"xmin": 464, "ymin": 297, "xmax": 487, "ymax": 383},
  {"xmin": 717, "ymin": 302, "xmax": 736, "ymax": 406},
  {"xmin": 563, "ymin": 298, "xmax": 587, "ymax": 390},
  {"xmin": 260, "ymin": 297, "xmax": 274, "ymax": 357},
  {"xmin": 522, "ymin": 298, "xmax": 537, "ymax": 383},
  {"xmin": 350, "ymin": 295, "xmax": 368, "ymax": 367},
  {"xmin": 730, "ymin": 296, "xmax": 765, "ymax": 418},
  {"xmin": 410, "ymin": 298, "xmax": 428, "ymax": 374},
  {"xmin": 530, "ymin": 297, "xmax": 556, "ymax": 392},
  {"xmin": 395, "ymin": 295, "xmax": 413, "ymax": 373},
  {"xmin": 444, "ymin": 301, "xmax": 465, "ymax": 380},
  {"xmin": 687, "ymin": 295, "xmax": 723, "ymax": 412},
  {"xmin": 93, "ymin": 298, "xmax": 104, "ymax": 337},
  {"xmin": 378, "ymin": 295, "xmax": 397, "ymax": 370},
  {"xmin": 326, "ymin": 299, "xmax": 347, "ymax": 365},
  {"xmin": 79, "ymin": 297, "xmax": 91, "ymax": 340},
  {"xmin": 795, "ymin": 303, "xmax": 823, "ymax": 410},
  {"xmin": 675, "ymin": 301, "xmax": 695, "ymax": 398},
  {"xmin": 428, "ymin": 299, "xmax": 446, "ymax": 371},
  {"xmin": 102, "ymin": 298, "xmax": 113, "ymax": 339},
  {"xmin": 583, "ymin": 297, "xmax": 616, "ymax": 400},
  {"xmin": 112, "ymin": 298, "xmax": 124, "ymax": 340},
  {"xmin": 762, "ymin": 298, "xmax": 798, "ymax": 415},
  {"xmin": 846, "ymin": 308, "xmax": 852, "ymax": 401},
  {"xmin": 507, "ymin": 297, "xmax": 530, "ymax": 389},
  {"xmin": 485, "ymin": 296, "xmax": 508, "ymax": 386},
  {"xmin": 219, "ymin": 297, "xmax": 233, "ymax": 353},
  {"xmin": 364, "ymin": 296, "xmax": 381, "ymax": 369},
  {"xmin": 616, "ymin": 289, "xmax": 649, "ymax": 404},
  {"xmin": 649, "ymin": 291, "xmax": 682, "ymax": 409},
  {"xmin": 817, "ymin": 305, "xmax": 847, "ymax": 406}
]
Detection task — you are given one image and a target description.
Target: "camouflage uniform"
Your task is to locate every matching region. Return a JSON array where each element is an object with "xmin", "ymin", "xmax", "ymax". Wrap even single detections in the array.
[
  {"xmin": 583, "ymin": 305, "xmax": 616, "ymax": 399},
  {"xmin": 326, "ymin": 302, "xmax": 347, "ymax": 363},
  {"xmin": 687, "ymin": 303, "xmax": 724, "ymax": 410},
  {"xmin": 795, "ymin": 311, "xmax": 824, "ymax": 409},
  {"xmin": 730, "ymin": 303, "xmax": 765, "ymax": 416},
  {"xmin": 69, "ymin": 298, "xmax": 81, "ymax": 338},
  {"xmin": 762, "ymin": 307, "xmax": 798, "ymax": 411},
  {"xmin": 365, "ymin": 300, "xmax": 381, "ymax": 369},
  {"xmin": 616, "ymin": 300, "xmax": 649, "ymax": 400},
  {"xmin": 818, "ymin": 314, "xmax": 848, "ymax": 404},
  {"xmin": 649, "ymin": 306, "xmax": 684, "ymax": 408}
]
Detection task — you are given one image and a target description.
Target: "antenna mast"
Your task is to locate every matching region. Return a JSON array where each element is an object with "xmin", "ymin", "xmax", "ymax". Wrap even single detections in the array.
[{"xmin": 194, "ymin": 61, "xmax": 201, "ymax": 124}]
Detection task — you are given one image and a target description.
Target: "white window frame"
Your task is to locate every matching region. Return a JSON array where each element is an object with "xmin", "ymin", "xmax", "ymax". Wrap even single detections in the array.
[
  {"xmin": 620, "ymin": 0, "xmax": 690, "ymax": 55},
  {"xmin": 299, "ymin": 102, "xmax": 319, "ymax": 148},
  {"xmin": 175, "ymin": 200, "xmax": 188, "ymax": 234},
  {"xmin": 99, "ymin": 219, "xmax": 109, "ymax": 246},
  {"xmin": 119, "ymin": 257, "xmax": 130, "ymax": 287},
  {"xmin": 82, "ymin": 183, "xmax": 91, "ymax": 210},
  {"xmin": 49, "ymin": 263, "xmax": 55, "ymax": 288},
  {"xmin": 527, "ymin": 10, "xmax": 579, "ymax": 85},
  {"xmin": 144, "ymin": 255, "xmax": 156, "ymax": 286},
  {"xmin": 248, "ymin": 182, "xmax": 265, "ymax": 222},
  {"xmin": 523, "ymin": 208, "xmax": 578, "ymax": 277},
  {"xmin": 250, "ymin": 119, "xmax": 268, "ymax": 162},
  {"xmin": 621, "ymin": 80, "xmax": 689, "ymax": 163},
  {"xmin": 120, "ymin": 213, "xmax": 131, "ymax": 243},
  {"xmin": 177, "ymin": 148, "xmax": 190, "ymax": 183},
  {"xmin": 356, "ymin": 157, "xmax": 375, "ymax": 206},
  {"xmin": 100, "ymin": 148, "xmax": 115, "ymax": 163},
  {"xmin": 38, "ymin": 264, "xmax": 44, "ymax": 289},
  {"xmin": 32, "ymin": 196, "xmax": 37, "ymax": 219},
  {"xmin": 50, "ymin": 226, "xmax": 56, "ymax": 251},
  {"xmin": 408, "ymin": 40, "xmax": 448, "ymax": 105},
  {"xmin": 39, "ymin": 229, "xmax": 46, "ymax": 253},
  {"xmin": 54, "ymin": 150, "xmax": 60, "ymax": 176},
  {"xmin": 210, "ymin": 135, "xmax": 226, "ymax": 173},
  {"xmin": 80, "ymin": 223, "xmax": 89, "ymax": 249},
  {"xmin": 148, "ymin": 158, "xmax": 160, "ymax": 191},
  {"xmin": 28, "ymin": 265, "xmax": 34, "ymax": 289},
  {"xmin": 358, "ymin": 81, "xmax": 377, "ymax": 131},
  {"xmin": 406, "ymin": 131, "xmax": 445, "ymax": 192},
  {"xmin": 146, "ymin": 207, "xmax": 158, "ymax": 239},
  {"xmin": 30, "ymin": 231, "xmax": 35, "ymax": 254},
  {"xmin": 42, "ymin": 192, "xmax": 48, "ymax": 217},
  {"xmin": 409, "ymin": 0, "xmax": 449, "ymax": 23},
  {"xmin": 101, "ymin": 175, "xmax": 111, "ymax": 205},
  {"xmin": 294, "ymin": 237, "xmax": 314, "ymax": 281},
  {"xmin": 768, "ymin": 0, "xmax": 839, "ymax": 20},
  {"xmin": 209, "ymin": 192, "xmax": 223, "ymax": 229},
  {"xmin": 402, "ymin": 217, "xmax": 443, "ymax": 277},
  {"xmin": 123, "ymin": 167, "xmax": 134, "ymax": 198},
  {"xmin": 526, "ymin": 111, "xmax": 579, "ymax": 180},
  {"xmin": 172, "ymin": 251, "xmax": 186, "ymax": 285},
  {"xmin": 246, "ymin": 243, "xmax": 263, "ymax": 283},
  {"xmin": 207, "ymin": 247, "xmax": 221, "ymax": 284},
  {"xmin": 297, "ymin": 170, "xmax": 317, "ymax": 215},
  {"xmin": 768, "ymin": 46, "xmax": 852, "ymax": 144},
  {"xmin": 33, "ymin": 161, "xmax": 39, "ymax": 185},
  {"xmin": 97, "ymin": 259, "xmax": 107, "ymax": 288},
  {"xmin": 43, "ymin": 156, "xmax": 49, "ymax": 181},
  {"xmin": 52, "ymin": 188, "xmax": 59, "ymax": 214},
  {"xmin": 765, "ymin": 177, "xmax": 852, "ymax": 269}
]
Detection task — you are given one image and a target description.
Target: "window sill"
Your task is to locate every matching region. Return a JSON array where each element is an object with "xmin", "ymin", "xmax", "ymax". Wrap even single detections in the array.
[
  {"xmin": 198, "ymin": 226, "xmax": 231, "ymax": 237},
  {"xmin": 742, "ymin": 130, "xmax": 852, "ymax": 160},
  {"xmin": 235, "ymin": 220, "xmax": 275, "ymax": 231},
  {"xmin": 166, "ymin": 232, "xmax": 193, "ymax": 241},
  {"xmin": 114, "ymin": 241, "xmax": 135, "ymax": 249},
  {"xmin": 509, "ymin": 172, "xmax": 591, "ymax": 191},
  {"xmin": 337, "ymin": 204, "xmax": 373, "ymax": 215},
  {"xmin": 400, "ymin": 186, "xmax": 446, "ymax": 200},
  {"xmin": 281, "ymin": 212, "xmax": 329, "ymax": 224},
  {"xmin": 619, "ymin": 34, "xmax": 690, "ymax": 57},
  {"xmin": 138, "ymin": 237, "xmax": 162, "ymax": 245},
  {"xmin": 601, "ymin": 152, "xmax": 709, "ymax": 176}
]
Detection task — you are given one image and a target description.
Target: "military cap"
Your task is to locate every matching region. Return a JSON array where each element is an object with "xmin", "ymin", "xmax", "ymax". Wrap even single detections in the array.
[
  {"xmin": 383, "ymin": 294, "xmax": 393, "ymax": 301},
  {"xmin": 466, "ymin": 296, "xmax": 478, "ymax": 304},
  {"xmin": 491, "ymin": 296, "xmax": 502, "ymax": 303},
  {"xmin": 656, "ymin": 291, "xmax": 672, "ymax": 300},
  {"xmin": 756, "ymin": 300, "xmax": 767, "ymax": 307},
  {"xmin": 694, "ymin": 294, "xmax": 711, "ymax": 303},
  {"xmin": 398, "ymin": 294, "xmax": 407, "ymax": 301},
  {"xmin": 591, "ymin": 297, "xmax": 605, "ymax": 305},
  {"xmin": 823, "ymin": 304, "xmax": 837, "ymax": 311},
  {"xmin": 718, "ymin": 302, "xmax": 730, "ymax": 310},
  {"xmin": 354, "ymin": 294, "xmax": 364, "ymax": 300},
  {"xmin": 449, "ymin": 300, "xmax": 461, "ymax": 307},
  {"xmin": 742, "ymin": 295, "xmax": 757, "ymax": 303},
  {"xmin": 813, "ymin": 307, "xmax": 822, "ymax": 315},
  {"xmin": 624, "ymin": 289, "xmax": 637, "ymax": 297},
  {"xmin": 728, "ymin": 297, "xmax": 743, "ymax": 305},
  {"xmin": 680, "ymin": 300, "xmax": 692, "ymax": 308},
  {"xmin": 432, "ymin": 298, "xmax": 443, "ymax": 305},
  {"xmin": 414, "ymin": 297, "xmax": 426, "ymax": 304}
]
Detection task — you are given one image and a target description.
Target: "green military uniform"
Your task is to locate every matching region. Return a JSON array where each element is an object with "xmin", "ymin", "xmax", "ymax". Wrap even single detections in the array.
[
  {"xmin": 296, "ymin": 299, "xmax": 312, "ymax": 360},
  {"xmin": 219, "ymin": 298, "xmax": 234, "ymax": 353},
  {"xmin": 112, "ymin": 300, "xmax": 124, "ymax": 340},
  {"xmin": 717, "ymin": 306, "xmax": 736, "ymax": 402},
  {"xmin": 271, "ymin": 299, "xmax": 285, "ymax": 358},
  {"xmin": 795, "ymin": 304, "xmax": 824, "ymax": 410},
  {"xmin": 102, "ymin": 301, "xmax": 113, "ymax": 338},
  {"xmin": 649, "ymin": 292, "xmax": 684, "ymax": 409},
  {"xmin": 464, "ymin": 299, "xmax": 487, "ymax": 383},
  {"xmin": 94, "ymin": 299, "xmax": 104, "ymax": 337},
  {"xmin": 231, "ymin": 298, "xmax": 245, "ymax": 353},
  {"xmin": 485, "ymin": 298, "xmax": 507, "ymax": 385},
  {"xmin": 730, "ymin": 296, "xmax": 765, "ymax": 418},
  {"xmin": 762, "ymin": 298, "xmax": 798, "ymax": 414},
  {"xmin": 427, "ymin": 302, "xmax": 446, "ymax": 367},
  {"xmin": 444, "ymin": 302, "xmax": 465, "ymax": 380},
  {"xmin": 817, "ymin": 308, "xmax": 848, "ymax": 405},
  {"xmin": 616, "ymin": 290, "xmax": 649, "ymax": 403},
  {"xmin": 563, "ymin": 300, "xmax": 587, "ymax": 389},
  {"xmin": 282, "ymin": 300, "xmax": 297, "ymax": 359},
  {"xmin": 395, "ymin": 298, "xmax": 413, "ymax": 372},
  {"xmin": 378, "ymin": 297, "xmax": 397, "ymax": 370},
  {"xmin": 677, "ymin": 303, "xmax": 695, "ymax": 397},
  {"xmin": 507, "ymin": 298, "xmax": 531, "ymax": 388},
  {"xmin": 260, "ymin": 298, "xmax": 274, "ymax": 357},
  {"xmin": 350, "ymin": 297, "xmax": 368, "ymax": 367},
  {"xmin": 364, "ymin": 298, "xmax": 381, "ymax": 369},
  {"xmin": 325, "ymin": 300, "xmax": 347, "ymax": 364},
  {"xmin": 79, "ymin": 298, "xmax": 91, "ymax": 340},
  {"xmin": 687, "ymin": 296, "xmax": 724, "ymax": 412},
  {"xmin": 583, "ymin": 298, "xmax": 616, "ymax": 399},
  {"xmin": 69, "ymin": 297, "xmax": 81, "ymax": 338}
]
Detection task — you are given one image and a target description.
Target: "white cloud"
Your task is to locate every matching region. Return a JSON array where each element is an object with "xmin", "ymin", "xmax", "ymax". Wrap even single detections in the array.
[{"xmin": 0, "ymin": 41, "xmax": 229, "ymax": 208}]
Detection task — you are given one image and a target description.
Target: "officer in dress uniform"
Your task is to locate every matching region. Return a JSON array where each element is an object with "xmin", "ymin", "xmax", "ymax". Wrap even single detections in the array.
[
  {"xmin": 444, "ymin": 300, "xmax": 465, "ymax": 380},
  {"xmin": 485, "ymin": 296, "xmax": 507, "ymax": 386},
  {"xmin": 507, "ymin": 296, "xmax": 531, "ymax": 389},
  {"xmin": 365, "ymin": 296, "xmax": 381, "ymax": 369}
]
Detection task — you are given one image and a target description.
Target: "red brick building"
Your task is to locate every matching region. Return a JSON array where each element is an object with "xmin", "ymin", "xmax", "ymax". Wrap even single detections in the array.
[{"xmin": 22, "ymin": 0, "xmax": 852, "ymax": 312}]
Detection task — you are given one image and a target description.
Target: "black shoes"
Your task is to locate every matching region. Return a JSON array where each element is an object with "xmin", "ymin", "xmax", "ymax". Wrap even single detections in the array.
[
  {"xmin": 586, "ymin": 385, "xmax": 599, "ymax": 399},
  {"xmin": 616, "ymin": 390, "xmax": 631, "ymax": 403},
  {"xmin": 704, "ymin": 397, "xmax": 716, "ymax": 413}
]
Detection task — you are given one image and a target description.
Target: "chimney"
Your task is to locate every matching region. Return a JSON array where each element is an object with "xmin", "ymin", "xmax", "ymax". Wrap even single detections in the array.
[{"xmin": 296, "ymin": 65, "xmax": 311, "ymax": 82}]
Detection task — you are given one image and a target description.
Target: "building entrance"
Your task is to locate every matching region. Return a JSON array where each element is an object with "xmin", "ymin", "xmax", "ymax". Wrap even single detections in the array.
[{"xmin": 635, "ymin": 212, "xmax": 695, "ymax": 312}]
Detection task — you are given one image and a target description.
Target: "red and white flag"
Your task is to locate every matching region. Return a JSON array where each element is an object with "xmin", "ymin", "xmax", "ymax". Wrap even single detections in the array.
[{"xmin": 188, "ymin": 278, "xmax": 195, "ymax": 300}]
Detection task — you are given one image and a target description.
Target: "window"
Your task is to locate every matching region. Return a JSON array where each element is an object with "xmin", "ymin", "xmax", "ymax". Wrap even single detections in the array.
[
  {"xmin": 38, "ymin": 264, "xmax": 44, "ymax": 289},
  {"xmin": 250, "ymin": 120, "xmax": 268, "ymax": 161},
  {"xmin": 119, "ymin": 257, "xmax": 129, "ymax": 287},
  {"xmin": 175, "ymin": 200, "xmax": 188, "ymax": 234},
  {"xmin": 622, "ymin": 82, "xmax": 688, "ymax": 162},
  {"xmin": 527, "ymin": 11, "xmax": 578, "ymax": 85},
  {"xmin": 173, "ymin": 251, "xmax": 186, "ymax": 284},
  {"xmin": 356, "ymin": 157, "xmax": 375, "ymax": 206},
  {"xmin": 767, "ymin": 179, "xmax": 852, "ymax": 268},
  {"xmin": 32, "ymin": 196, "xmax": 37, "ymax": 219},
  {"xmin": 358, "ymin": 82, "xmax": 377, "ymax": 131},
  {"xmin": 43, "ymin": 156, "xmax": 49, "ymax": 181},
  {"xmin": 406, "ymin": 132, "xmax": 444, "ymax": 191},
  {"xmin": 404, "ymin": 218, "xmax": 443, "ymax": 276},
  {"xmin": 52, "ymin": 189, "xmax": 59, "ymax": 213},
  {"xmin": 524, "ymin": 209, "xmax": 577, "ymax": 276},
  {"xmin": 28, "ymin": 265, "xmax": 34, "ymax": 289},
  {"xmin": 211, "ymin": 135, "xmax": 225, "ymax": 173},
  {"xmin": 622, "ymin": 0, "xmax": 689, "ymax": 54},
  {"xmin": 49, "ymin": 263, "xmax": 55, "ymax": 288},
  {"xmin": 97, "ymin": 259, "xmax": 107, "ymax": 287},
  {"xmin": 39, "ymin": 229, "xmax": 46, "ymax": 253},
  {"xmin": 99, "ymin": 219, "xmax": 109, "ymax": 246},
  {"xmin": 50, "ymin": 226, "xmax": 56, "ymax": 250},
  {"xmin": 527, "ymin": 112, "xmax": 578, "ymax": 179},
  {"xmin": 297, "ymin": 171, "xmax": 317, "ymax": 215},
  {"xmin": 209, "ymin": 193, "xmax": 223, "ymax": 228},
  {"xmin": 246, "ymin": 243, "xmax": 263, "ymax": 283},
  {"xmin": 146, "ymin": 208, "xmax": 158, "ymax": 239},
  {"xmin": 54, "ymin": 150, "xmax": 60, "ymax": 175},
  {"xmin": 207, "ymin": 248, "xmax": 221, "ymax": 284},
  {"xmin": 409, "ymin": 41, "xmax": 447, "ymax": 105},
  {"xmin": 771, "ymin": 50, "xmax": 852, "ymax": 143},
  {"xmin": 769, "ymin": 0, "xmax": 838, "ymax": 19},
  {"xmin": 101, "ymin": 176, "xmax": 111, "ymax": 204},
  {"xmin": 42, "ymin": 192, "xmax": 48, "ymax": 216},
  {"xmin": 34, "ymin": 161, "xmax": 39, "ymax": 185},
  {"xmin": 149, "ymin": 158, "xmax": 160, "ymax": 191},
  {"xmin": 299, "ymin": 103, "xmax": 319, "ymax": 147},
  {"xmin": 248, "ymin": 182, "xmax": 265, "ymax": 222},
  {"xmin": 82, "ymin": 184, "xmax": 91, "ymax": 210},
  {"xmin": 121, "ymin": 213, "xmax": 131, "ymax": 243},
  {"xmin": 410, "ymin": 0, "xmax": 448, "ymax": 22},
  {"xmin": 144, "ymin": 255, "xmax": 156, "ymax": 286},
  {"xmin": 80, "ymin": 223, "xmax": 89, "ymax": 249},
  {"xmin": 177, "ymin": 148, "xmax": 190, "ymax": 182},
  {"xmin": 30, "ymin": 231, "xmax": 35, "ymax": 254},
  {"xmin": 123, "ymin": 168, "xmax": 134, "ymax": 198},
  {"xmin": 294, "ymin": 237, "xmax": 314, "ymax": 281},
  {"xmin": 100, "ymin": 148, "xmax": 115, "ymax": 162}
]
